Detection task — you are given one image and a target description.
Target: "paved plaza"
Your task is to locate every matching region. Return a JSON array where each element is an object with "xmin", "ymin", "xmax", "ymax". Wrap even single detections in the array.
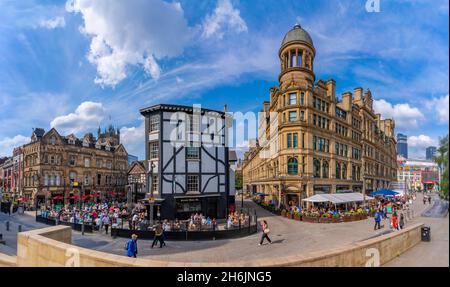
[{"xmin": 0, "ymin": 193, "xmax": 448, "ymax": 266}]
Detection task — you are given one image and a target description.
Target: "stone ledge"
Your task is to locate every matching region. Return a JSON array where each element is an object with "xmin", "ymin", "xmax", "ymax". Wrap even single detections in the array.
[
  {"xmin": 6, "ymin": 223, "xmax": 424, "ymax": 267},
  {"xmin": 0, "ymin": 253, "xmax": 17, "ymax": 267}
]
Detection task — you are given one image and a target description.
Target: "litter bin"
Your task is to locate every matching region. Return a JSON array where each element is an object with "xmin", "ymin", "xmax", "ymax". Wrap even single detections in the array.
[{"xmin": 421, "ymin": 226, "xmax": 431, "ymax": 242}]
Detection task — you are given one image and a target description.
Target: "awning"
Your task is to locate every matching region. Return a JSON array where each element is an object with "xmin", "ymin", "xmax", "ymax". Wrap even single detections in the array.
[
  {"xmin": 303, "ymin": 193, "xmax": 375, "ymax": 204},
  {"xmin": 369, "ymin": 189, "xmax": 399, "ymax": 197}
]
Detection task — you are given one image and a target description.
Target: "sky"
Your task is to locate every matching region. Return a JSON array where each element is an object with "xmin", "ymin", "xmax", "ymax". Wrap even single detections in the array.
[{"xmin": 0, "ymin": 0, "xmax": 448, "ymax": 160}]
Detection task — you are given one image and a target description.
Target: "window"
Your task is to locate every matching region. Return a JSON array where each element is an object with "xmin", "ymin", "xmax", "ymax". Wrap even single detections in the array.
[
  {"xmin": 300, "ymin": 92, "xmax": 305, "ymax": 105},
  {"xmin": 152, "ymin": 175, "xmax": 159, "ymax": 193},
  {"xmin": 313, "ymin": 136, "xmax": 317, "ymax": 150},
  {"xmin": 69, "ymin": 172, "xmax": 77, "ymax": 183},
  {"xmin": 56, "ymin": 175, "xmax": 60, "ymax": 186},
  {"xmin": 69, "ymin": 155, "xmax": 76, "ymax": 166},
  {"xmin": 289, "ymin": 93, "xmax": 297, "ymax": 105},
  {"xmin": 302, "ymin": 133, "xmax": 305, "ymax": 148},
  {"xmin": 84, "ymin": 158, "xmax": 90, "ymax": 168},
  {"xmin": 293, "ymin": 133, "xmax": 298, "ymax": 148},
  {"xmin": 287, "ymin": 133, "xmax": 292, "ymax": 148},
  {"xmin": 187, "ymin": 175, "xmax": 199, "ymax": 193},
  {"xmin": 150, "ymin": 115, "xmax": 160, "ymax": 132},
  {"xmin": 106, "ymin": 161, "xmax": 112, "ymax": 169},
  {"xmin": 96, "ymin": 159, "xmax": 102, "ymax": 168},
  {"xmin": 323, "ymin": 161, "xmax": 329, "ymax": 178},
  {"xmin": 313, "ymin": 159, "xmax": 321, "ymax": 178},
  {"xmin": 289, "ymin": 111, "xmax": 297, "ymax": 122},
  {"xmin": 44, "ymin": 175, "xmax": 49, "ymax": 186},
  {"xmin": 149, "ymin": 141, "xmax": 159, "ymax": 159},
  {"xmin": 50, "ymin": 136, "xmax": 56, "ymax": 145},
  {"xmin": 300, "ymin": 111, "xmax": 305, "ymax": 121},
  {"xmin": 313, "ymin": 114, "xmax": 317, "ymax": 125},
  {"xmin": 336, "ymin": 163, "xmax": 341, "ymax": 179},
  {"xmin": 297, "ymin": 50, "xmax": 303, "ymax": 67},
  {"xmin": 342, "ymin": 163, "xmax": 347, "ymax": 179},
  {"xmin": 186, "ymin": 146, "xmax": 200, "ymax": 159},
  {"xmin": 97, "ymin": 174, "xmax": 101, "ymax": 185},
  {"xmin": 288, "ymin": 157, "xmax": 298, "ymax": 175}
]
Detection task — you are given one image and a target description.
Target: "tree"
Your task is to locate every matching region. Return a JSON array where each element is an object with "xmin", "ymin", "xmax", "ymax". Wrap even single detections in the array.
[
  {"xmin": 235, "ymin": 169, "xmax": 243, "ymax": 191},
  {"xmin": 434, "ymin": 135, "xmax": 449, "ymax": 200}
]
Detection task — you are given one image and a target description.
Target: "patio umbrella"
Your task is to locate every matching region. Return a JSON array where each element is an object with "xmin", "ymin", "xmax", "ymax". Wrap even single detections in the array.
[
  {"xmin": 368, "ymin": 189, "xmax": 399, "ymax": 197},
  {"xmin": 255, "ymin": 193, "xmax": 268, "ymax": 196}
]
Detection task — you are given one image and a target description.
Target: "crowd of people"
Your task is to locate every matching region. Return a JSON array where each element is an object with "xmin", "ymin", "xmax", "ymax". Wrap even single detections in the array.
[{"xmin": 38, "ymin": 201, "xmax": 254, "ymax": 234}]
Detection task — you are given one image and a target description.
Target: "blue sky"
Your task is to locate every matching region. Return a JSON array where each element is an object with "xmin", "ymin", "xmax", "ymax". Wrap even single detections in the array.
[{"xmin": 0, "ymin": 0, "xmax": 448, "ymax": 159}]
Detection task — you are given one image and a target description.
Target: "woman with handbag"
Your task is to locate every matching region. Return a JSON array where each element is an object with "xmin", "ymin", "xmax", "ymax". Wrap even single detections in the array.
[{"xmin": 259, "ymin": 220, "xmax": 272, "ymax": 246}]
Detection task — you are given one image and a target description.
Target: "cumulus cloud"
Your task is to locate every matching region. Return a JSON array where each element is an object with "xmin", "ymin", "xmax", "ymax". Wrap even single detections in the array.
[
  {"xmin": 120, "ymin": 120, "xmax": 145, "ymax": 158},
  {"xmin": 408, "ymin": 134, "xmax": 438, "ymax": 159},
  {"xmin": 373, "ymin": 99, "xmax": 424, "ymax": 129},
  {"xmin": 65, "ymin": 0, "xmax": 192, "ymax": 86},
  {"xmin": 408, "ymin": 135, "xmax": 437, "ymax": 148},
  {"xmin": 426, "ymin": 94, "xmax": 449, "ymax": 123},
  {"xmin": 0, "ymin": 135, "xmax": 29, "ymax": 157},
  {"xmin": 38, "ymin": 16, "xmax": 66, "ymax": 29},
  {"xmin": 202, "ymin": 0, "xmax": 248, "ymax": 39},
  {"xmin": 50, "ymin": 101, "xmax": 105, "ymax": 135}
]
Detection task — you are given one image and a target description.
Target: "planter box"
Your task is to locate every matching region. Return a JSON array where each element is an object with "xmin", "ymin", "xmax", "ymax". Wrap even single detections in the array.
[
  {"xmin": 319, "ymin": 217, "xmax": 332, "ymax": 223},
  {"xmin": 302, "ymin": 216, "xmax": 319, "ymax": 223},
  {"xmin": 331, "ymin": 217, "xmax": 341, "ymax": 223}
]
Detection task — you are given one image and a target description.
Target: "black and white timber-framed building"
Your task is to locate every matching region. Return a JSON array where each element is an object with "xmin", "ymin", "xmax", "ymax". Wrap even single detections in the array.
[{"xmin": 140, "ymin": 104, "xmax": 236, "ymax": 220}]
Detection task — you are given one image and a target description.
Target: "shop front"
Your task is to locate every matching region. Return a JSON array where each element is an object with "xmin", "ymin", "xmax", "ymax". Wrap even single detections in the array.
[
  {"xmin": 158, "ymin": 194, "xmax": 227, "ymax": 220},
  {"xmin": 313, "ymin": 185, "xmax": 331, "ymax": 195},
  {"xmin": 336, "ymin": 185, "xmax": 351, "ymax": 193}
]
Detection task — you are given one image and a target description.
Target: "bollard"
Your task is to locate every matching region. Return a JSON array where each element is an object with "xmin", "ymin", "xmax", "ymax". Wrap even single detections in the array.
[
  {"xmin": 81, "ymin": 223, "xmax": 85, "ymax": 236},
  {"xmin": 18, "ymin": 225, "xmax": 22, "ymax": 233},
  {"xmin": 6, "ymin": 221, "xmax": 10, "ymax": 231}
]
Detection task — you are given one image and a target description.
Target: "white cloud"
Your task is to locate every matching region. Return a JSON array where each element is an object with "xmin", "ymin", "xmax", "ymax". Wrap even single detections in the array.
[
  {"xmin": 120, "ymin": 120, "xmax": 145, "ymax": 158},
  {"xmin": 426, "ymin": 94, "xmax": 449, "ymax": 123},
  {"xmin": 408, "ymin": 134, "xmax": 438, "ymax": 159},
  {"xmin": 38, "ymin": 16, "xmax": 66, "ymax": 29},
  {"xmin": 0, "ymin": 135, "xmax": 29, "ymax": 157},
  {"xmin": 50, "ymin": 101, "xmax": 105, "ymax": 135},
  {"xmin": 66, "ymin": 0, "xmax": 192, "ymax": 86},
  {"xmin": 202, "ymin": 0, "xmax": 248, "ymax": 39},
  {"xmin": 373, "ymin": 99, "xmax": 424, "ymax": 129}
]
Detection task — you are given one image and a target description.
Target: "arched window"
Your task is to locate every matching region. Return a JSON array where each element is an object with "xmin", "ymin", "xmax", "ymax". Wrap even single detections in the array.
[
  {"xmin": 313, "ymin": 159, "xmax": 321, "ymax": 178},
  {"xmin": 287, "ymin": 157, "xmax": 298, "ymax": 175},
  {"xmin": 342, "ymin": 163, "xmax": 347, "ymax": 179},
  {"xmin": 336, "ymin": 163, "xmax": 341, "ymax": 179},
  {"xmin": 290, "ymin": 50, "xmax": 296, "ymax": 68},
  {"xmin": 322, "ymin": 161, "xmax": 329, "ymax": 178},
  {"xmin": 297, "ymin": 50, "xmax": 303, "ymax": 67}
]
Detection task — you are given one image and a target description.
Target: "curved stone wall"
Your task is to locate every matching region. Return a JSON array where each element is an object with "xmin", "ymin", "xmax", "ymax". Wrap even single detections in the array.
[{"xmin": 1, "ymin": 223, "xmax": 423, "ymax": 267}]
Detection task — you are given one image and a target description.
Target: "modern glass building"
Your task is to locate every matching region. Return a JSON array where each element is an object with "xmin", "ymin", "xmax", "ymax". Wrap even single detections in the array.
[
  {"xmin": 426, "ymin": 146, "xmax": 437, "ymax": 160},
  {"xmin": 397, "ymin": 133, "xmax": 408, "ymax": 158}
]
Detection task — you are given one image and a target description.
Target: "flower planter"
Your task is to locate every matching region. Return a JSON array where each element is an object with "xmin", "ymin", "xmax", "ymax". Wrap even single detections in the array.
[
  {"xmin": 331, "ymin": 217, "xmax": 341, "ymax": 223},
  {"xmin": 319, "ymin": 217, "xmax": 332, "ymax": 223},
  {"xmin": 302, "ymin": 216, "xmax": 319, "ymax": 223}
]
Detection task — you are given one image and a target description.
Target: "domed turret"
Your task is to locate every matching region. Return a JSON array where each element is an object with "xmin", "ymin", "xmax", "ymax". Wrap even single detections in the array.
[
  {"xmin": 279, "ymin": 23, "xmax": 316, "ymax": 90},
  {"xmin": 281, "ymin": 24, "xmax": 314, "ymax": 48}
]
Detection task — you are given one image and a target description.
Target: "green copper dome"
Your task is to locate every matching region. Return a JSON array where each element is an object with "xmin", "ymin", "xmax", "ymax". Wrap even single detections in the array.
[{"xmin": 281, "ymin": 24, "xmax": 314, "ymax": 47}]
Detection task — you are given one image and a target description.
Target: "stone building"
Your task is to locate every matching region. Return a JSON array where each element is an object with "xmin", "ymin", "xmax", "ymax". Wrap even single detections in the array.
[
  {"xmin": 242, "ymin": 24, "xmax": 397, "ymax": 208},
  {"xmin": 21, "ymin": 126, "xmax": 128, "ymax": 205}
]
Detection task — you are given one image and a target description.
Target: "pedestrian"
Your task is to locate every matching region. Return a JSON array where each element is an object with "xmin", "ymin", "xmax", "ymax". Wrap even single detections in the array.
[
  {"xmin": 423, "ymin": 196, "xmax": 427, "ymax": 205},
  {"xmin": 399, "ymin": 213, "xmax": 405, "ymax": 230},
  {"xmin": 428, "ymin": 196, "xmax": 432, "ymax": 205},
  {"xmin": 125, "ymin": 234, "xmax": 138, "ymax": 258},
  {"xmin": 151, "ymin": 224, "xmax": 163, "ymax": 248},
  {"xmin": 374, "ymin": 210, "xmax": 382, "ymax": 230},
  {"xmin": 392, "ymin": 212, "xmax": 398, "ymax": 231},
  {"xmin": 258, "ymin": 220, "xmax": 272, "ymax": 246},
  {"xmin": 102, "ymin": 215, "xmax": 110, "ymax": 234}
]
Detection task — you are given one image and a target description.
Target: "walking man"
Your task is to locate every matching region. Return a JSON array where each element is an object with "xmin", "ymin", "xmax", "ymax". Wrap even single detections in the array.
[
  {"xmin": 374, "ymin": 210, "xmax": 382, "ymax": 230},
  {"xmin": 259, "ymin": 220, "xmax": 272, "ymax": 246},
  {"xmin": 102, "ymin": 215, "xmax": 110, "ymax": 234},
  {"xmin": 151, "ymin": 224, "xmax": 163, "ymax": 248}
]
